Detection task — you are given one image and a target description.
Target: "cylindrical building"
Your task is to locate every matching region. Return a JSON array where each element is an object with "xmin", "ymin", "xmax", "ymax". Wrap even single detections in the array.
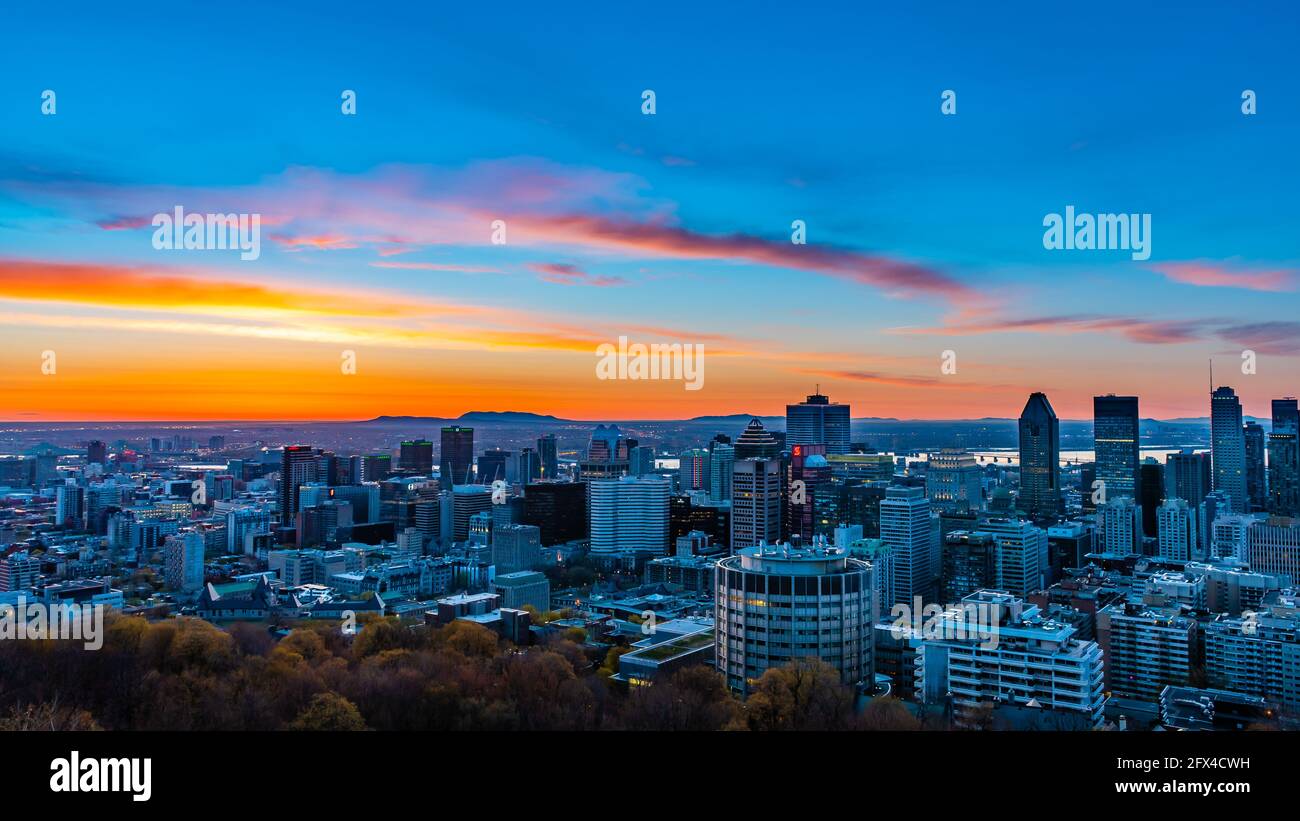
[{"xmin": 715, "ymin": 542, "xmax": 875, "ymax": 694}]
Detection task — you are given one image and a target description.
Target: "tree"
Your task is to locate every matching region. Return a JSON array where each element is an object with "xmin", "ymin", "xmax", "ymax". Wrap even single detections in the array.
[
  {"xmin": 620, "ymin": 666, "xmax": 742, "ymax": 731},
  {"xmin": 860, "ymin": 697, "xmax": 920, "ymax": 731},
  {"xmin": 744, "ymin": 660, "xmax": 855, "ymax": 731},
  {"xmin": 287, "ymin": 692, "xmax": 368, "ymax": 731},
  {"xmin": 0, "ymin": 702, "xmax": 102, "ymax": 731}
]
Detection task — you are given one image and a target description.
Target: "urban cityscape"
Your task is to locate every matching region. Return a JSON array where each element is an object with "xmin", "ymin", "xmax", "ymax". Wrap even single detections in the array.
[
  {"xmin": 1, "ymin": 385, "xmax": 1298, "ymax": 735},
  {"xmin": 1, "ymin": 1, "xmax": 1296, "ymax": 804}
]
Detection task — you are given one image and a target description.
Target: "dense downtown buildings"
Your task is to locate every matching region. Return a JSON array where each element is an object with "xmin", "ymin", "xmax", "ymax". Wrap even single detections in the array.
[{"xmin": 1, "ymin": 379, "xmax": 1299, "ymax": 735}]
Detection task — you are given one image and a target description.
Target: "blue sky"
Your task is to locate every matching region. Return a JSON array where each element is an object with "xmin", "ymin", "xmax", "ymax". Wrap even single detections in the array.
[{"xmin": 0, "ymin": 0, "xmax": 1297, "ymax": 420}]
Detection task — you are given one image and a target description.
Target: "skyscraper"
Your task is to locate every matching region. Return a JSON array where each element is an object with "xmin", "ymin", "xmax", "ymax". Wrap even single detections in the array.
[
  {"xmin": 1244, "ymin": 421, "xmax": 1267, "ymax": 512},
  {"xmin": 477, "ymin": 448, "xmax": 510, "ymax": 484},
  {"xmin": 880, "ymin": 485, "xmax": 937, "ymax": 605},
  {"xmin": 588, "ymin": 475, "xmax": 671, "ymax": 558},
  {"xmin": 707, "ymin": 443, "xmax": 734, "ymax": 503},
  {"xmin": 398, "ymin": 440, "xmax": 434, "ymax": 473},
  {"xmin": 280, "ymin": 446, "xmax": 318, "ymax": 526},
  {"xmin": 1017, "ymin": 392, "xmax": 1061, "ymax": 518},
  {"xmin": 1157, "ymin": 498, "xmax": 1196, "ymax": 561},
  {"xmin": 521, "ymin": 481, "xmax": 587, "ymax": 546},
  {"xmin": 730, "ymin": 457, "xmax": 782, "ymax": 549},
  {"xmin": 787, "ymin": 445, "xmax": 830, "ymax": 543},
  {"xmin": 679, "ymin": 448, "xmax": 710, "ymax": 492},
  {"xmin": 785, "ymin": 390, "xmax": 851, "ymax": 454},
  {"xmin": 733, "ymin": 418, "xmax": 781, "ymax": 460},
  {"xmin": 440, "ymin": 426, "xmax": 474, "ymax": 486},
  {"xmin": 537, "ymin": 434, "xmax": 559, "ymax": 481},
  {"xmin": 86, "ymin": 440, "xmax": 107, "ymax": 465},
  {"xmin": 1093, "ymin": 394, "xmax": 1140, "ymax": 503},
  {"xmin": 1268, "ymin": 398, "xmax": 1300, "ymax": 517},
  {"xmin": 1165, "ymin": 449, "xmax": 1211, "ymax": 509},
  {"xmin": 925, "ymin": 448, "xmax": 983, "ymax": 512},
  {"xmin": 1211, "ymin": 387, "xmax": 1247, "ymax": 512}
]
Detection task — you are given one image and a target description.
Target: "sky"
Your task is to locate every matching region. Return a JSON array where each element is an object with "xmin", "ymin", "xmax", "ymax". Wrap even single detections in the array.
[{"xmin": 1, "ymin": 1, "xmax": 1298, "ymax": 422}]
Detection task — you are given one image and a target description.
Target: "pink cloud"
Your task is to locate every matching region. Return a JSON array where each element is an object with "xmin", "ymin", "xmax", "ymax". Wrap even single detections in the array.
[
  {"xmin": 1152, "ymin": 261, "xmax": 1296, "ymax": 292},
  {"xmin": 529, "ymin": 262, "xmax": 628, "ymax": 287},
  {"xmin": 370, "ymin": 261, "xmax": 501, "ymax": 273}
]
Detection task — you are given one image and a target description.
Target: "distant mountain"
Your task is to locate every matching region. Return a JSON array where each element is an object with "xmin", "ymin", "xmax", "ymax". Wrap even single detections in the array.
[
  {"xmin": 364, "ymin": 412, "xmax": 567, "ymax": 424},
  {"xmin": 687, "ymin": 414, "xmax": 781, "ymax": 422},
  {"xmin": 456, "ymin": 411, "xmax": 566, "ymax": 423}
]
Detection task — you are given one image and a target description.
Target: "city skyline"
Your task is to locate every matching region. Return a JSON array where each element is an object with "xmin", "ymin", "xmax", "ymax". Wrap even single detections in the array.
[{"xmin": 3, "ymin": 3, "xmax": 1299, "ymax": 422}]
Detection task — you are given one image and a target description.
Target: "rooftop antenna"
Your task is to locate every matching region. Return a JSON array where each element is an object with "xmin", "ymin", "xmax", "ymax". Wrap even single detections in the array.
[{"xmin": 1209, "ymin": 358, "xmax": 1213, "ymax": 395}]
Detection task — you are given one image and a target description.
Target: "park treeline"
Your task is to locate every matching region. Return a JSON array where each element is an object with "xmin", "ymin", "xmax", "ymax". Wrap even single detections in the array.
[{"xmin": 0, "ymin": 614, "xmax": 920, "ymax": 731}]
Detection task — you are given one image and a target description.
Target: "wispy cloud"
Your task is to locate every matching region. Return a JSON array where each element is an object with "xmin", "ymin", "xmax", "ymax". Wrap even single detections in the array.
[
  {"xmin": 529, "ymin": 262, "xmax": 628, "ymax": 287},
  {"xmin": 3, "ymin": 159, "xmax": 971, "ymax": 305},
  {"xmin": 1151, "ymin": 261, "xmax": 1297, "ymax": 292}
]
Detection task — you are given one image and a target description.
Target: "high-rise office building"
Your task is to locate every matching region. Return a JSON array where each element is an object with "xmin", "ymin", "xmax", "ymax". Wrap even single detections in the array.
[
  {"xmin": 522, "ymin": 481, "xmax": 588, "ymax": 546},
  {"xmin": 359, "ymin": 454, "xmax": 392, "ymax": 483},
  {"xmin": 451, "ymin": 484, "xmax": 493, "ymax": 542},
  {"xmin": 280, "ymin": 446, "xmax": 318, "ymax": 526},
  {"xmin": 1165, "ymin": 449, "xmax": 1211, "ymax": 509},
  {"xmin": 491, "ymin": 523, "xmax": 542, "ymax": 574},
  {"xmin": 537, "ymin": 434, "xmax": 559, "ymax": 481},
  {"xmin": 1245, "ymin": 517, "xmax": 1300, "ymax": 582},
  {"xmin": 731, "ymin": 458, "xmax": 782, "ymax": 549},
  {"xmin": 1093, "ymin": 394, "xmax": 1140, "ymax": 503},
  {"xmin": 679, "ymin": 448, "xmax": 710, "ymax": 492},
  {"xmin": 707, "ymin": 443, "xmax": 735, "ymax": 502},
  {"xmin": 629, "ymin": 445, "xmax": 657, "ymax": 477},
  {"xmin": 1157, "ymin": 498, "xmax": 1197, "ymax": 561},
  {"xmin": 515, "ymin": 448, "xmax": 541, "ymax": 482},
  {"xmin": 440, "ymin": 427, "xmax": 475, "ymax": 485},
  {"xmin": 981, "ymin": 517, "xmax": 1047, "ymax": 597},
  {"xmin": 733, "ymin": 418, "xmax": 781, "ymax": 460},
  {"xmin": 398, "ymin": 440, "xmax": 434, "ymax": 473},
  {"xmin": 785, "ymin": 390, "xmax": 851, "ymax": 454},
  {"xmin": 477, "ymin": 449, "xmax": 510, "ymax": 484},
  {"xmin": 1211, "ymin": 386, "xmax": 1247, "ymax": 512},
  {"xmin": 787, "ymin": 445, "xmax": 830, "ymax": 543},
  {"xmin": 589, "ymin": 475, "xmax": 670, "ymax": 558},
  {"xmin": 925, "ymin": 448, "xmax": 982, "ymax": 513},
  {"xmin": 1139, "ymin": 460, "xmax": 1164, "ymax": 540},
  {"xmin": 880, "ymin": 485, "xmax": 937, "ymax": 605},
  {"xmin": 1097, "ymin": 496, "xmax": 1141, "ymax": 554},
  {"xmin": 1244, "ymin": 421, "xmax": 1267, "ymax": 512},
  {"xmin": 86, "ymin": 440, "xmax": 107, "ymax": 465},
  {"xmin": 1268, "ymin": 398, "xmax": 1300, "ymax": 517},
  {"xmin": 715, "ymin": 542, "xmax": 874, "ymax": 695},
  {"xmin": 1018, "ymin": 392, "xmax": 1061, "ymax": 518}
]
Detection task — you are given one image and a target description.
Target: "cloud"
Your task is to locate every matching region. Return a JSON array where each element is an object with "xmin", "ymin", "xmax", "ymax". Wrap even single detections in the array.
[
  {"xmin": 890, "ymin": 314, "xmax": 1205, "ymax": 345},
  {"xmin": 370, "ymin": 261, "xmax": 502, "ymax": 273},
  {"xmin": 3, "ymin": 159, "xmax": 970, "ymax": 305},
  {"xmin": 1151, "ymin": 261, "xmax": 1296, "ymax": 292},
  {"xmin": 529, "ymin": 262, "xmax": 628, "ymax": 287}
]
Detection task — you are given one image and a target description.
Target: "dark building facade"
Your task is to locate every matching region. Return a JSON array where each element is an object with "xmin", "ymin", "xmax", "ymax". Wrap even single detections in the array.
[
  {"xmin": 521, "ymin": 481, "xmax": 588, "ymax": 546},
  {"xmin": 440, "ymin": 426, "xmax": 475, "ymax": 486},
  {"xmin": 1018, "ymin": 392, "xmax": 1061, "ymax": 518},
  {"xmin": 1093, "ymin": 394, "xmax": 1140, "ymax": 503}
]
